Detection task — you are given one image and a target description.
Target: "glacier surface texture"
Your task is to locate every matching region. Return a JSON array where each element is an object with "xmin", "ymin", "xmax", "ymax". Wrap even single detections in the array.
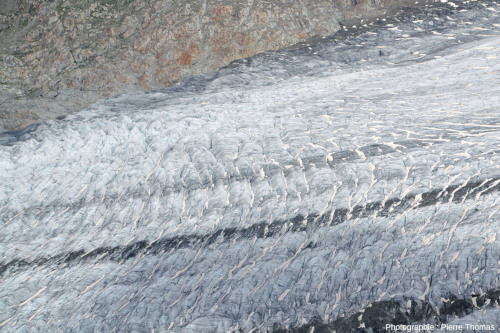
[{"xmin": 1, "ymin": 1, "xmax": 500, "ymax": 332}]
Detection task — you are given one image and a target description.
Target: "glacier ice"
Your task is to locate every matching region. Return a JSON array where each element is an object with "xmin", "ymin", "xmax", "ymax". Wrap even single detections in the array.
[{"xmin": 1, "ymin": 1, "xmax": 500, "ymax": 331}]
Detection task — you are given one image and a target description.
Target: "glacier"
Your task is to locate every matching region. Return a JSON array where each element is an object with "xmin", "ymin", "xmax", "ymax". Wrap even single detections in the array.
[{"xmin": 1, "ymin": 1, "xmax": 500, "ymax": 332}]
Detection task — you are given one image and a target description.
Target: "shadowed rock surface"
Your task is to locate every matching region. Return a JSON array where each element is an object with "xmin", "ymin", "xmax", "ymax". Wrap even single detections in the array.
[
  {"xmin": 0, "ymin": 0, "xmax": 499, "ymax": 332},
  {"xmin": 1, "ymin": 0, "xmax": 436, "ymax": 131},
  {"xmin": 275, "ymin": 289, "xmax": 500, "ymax": 332}
]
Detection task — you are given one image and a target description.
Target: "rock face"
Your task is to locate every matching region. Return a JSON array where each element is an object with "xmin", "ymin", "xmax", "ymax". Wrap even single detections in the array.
[
  {"xmin": 1, "ymin": 1, "xmax": 499, "ymax": 331},
  {"xmin": 0, "ymin": 0, "xmax": 430, "ymax": 131}
]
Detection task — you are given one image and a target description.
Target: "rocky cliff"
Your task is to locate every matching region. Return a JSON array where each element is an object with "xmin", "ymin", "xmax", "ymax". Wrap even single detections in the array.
[{"xmin": 0, "ymin": 0, "xmax": 430, "ymax": 131}]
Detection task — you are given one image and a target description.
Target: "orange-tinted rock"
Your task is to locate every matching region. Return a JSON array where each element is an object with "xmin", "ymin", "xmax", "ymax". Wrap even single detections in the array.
[{"xmin": 0, "ymin": 0, "xmax": 433, "ymax": 131}]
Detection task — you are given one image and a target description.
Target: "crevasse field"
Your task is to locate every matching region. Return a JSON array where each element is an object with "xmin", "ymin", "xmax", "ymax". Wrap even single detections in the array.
[{"xmin": 1, "ymin": 1, "xmax": 500, "ymax": 332}]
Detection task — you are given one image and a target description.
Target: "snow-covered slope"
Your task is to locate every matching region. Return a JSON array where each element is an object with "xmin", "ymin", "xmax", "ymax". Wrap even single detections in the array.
[{"xmin": 1, "ymin": 1, "xmax": 499, "ymax": 331}]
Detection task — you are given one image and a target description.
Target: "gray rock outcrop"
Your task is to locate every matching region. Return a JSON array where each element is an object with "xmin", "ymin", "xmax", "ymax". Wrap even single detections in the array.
[{"xmin": 1, "ymin": 0, "xmax": 430, "ymax": 131}]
